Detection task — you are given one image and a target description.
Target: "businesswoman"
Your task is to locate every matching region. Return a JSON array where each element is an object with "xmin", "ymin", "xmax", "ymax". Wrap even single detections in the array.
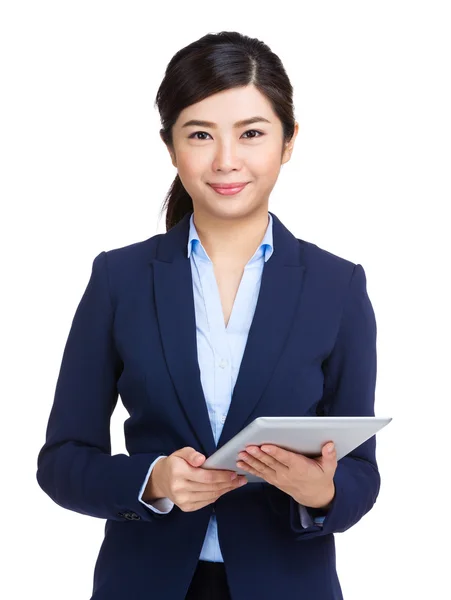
[{"xmin": 36, "ymin": 31, "xmax": 381, "ymax": 599}]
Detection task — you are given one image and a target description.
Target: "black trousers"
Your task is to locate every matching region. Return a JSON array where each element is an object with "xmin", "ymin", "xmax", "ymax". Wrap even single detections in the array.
[{"xmin": 185, "ymin": 560, "xmax": 232, "ymax": 599}]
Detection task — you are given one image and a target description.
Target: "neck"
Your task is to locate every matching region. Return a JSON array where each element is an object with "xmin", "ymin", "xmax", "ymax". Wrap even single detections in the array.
[{"xmin": 192, "ymin": 207, "xmax": 269, "ymax": 267}]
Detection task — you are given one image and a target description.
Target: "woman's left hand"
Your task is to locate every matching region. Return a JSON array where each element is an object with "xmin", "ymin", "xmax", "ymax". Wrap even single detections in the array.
[{"xmin": 236, "ymin": 442, "xmax": 337, "ymax": 509}]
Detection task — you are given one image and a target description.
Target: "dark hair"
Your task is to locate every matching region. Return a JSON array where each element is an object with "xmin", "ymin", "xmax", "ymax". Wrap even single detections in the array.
[{"xmin": 154, "ymin": 31, "xmax": 296, "ymax": 232}]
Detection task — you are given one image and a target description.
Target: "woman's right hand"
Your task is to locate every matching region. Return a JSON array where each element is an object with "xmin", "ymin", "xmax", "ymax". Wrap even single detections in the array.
[{"xmin": 144, "ymin": 446, "xmax": 248, "ymax": 512}]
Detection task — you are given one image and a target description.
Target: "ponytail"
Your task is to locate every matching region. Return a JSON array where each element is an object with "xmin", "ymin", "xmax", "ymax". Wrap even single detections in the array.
[{"xmin": 160, "ymin": 173, "xmax": 193, "ymax": 232}]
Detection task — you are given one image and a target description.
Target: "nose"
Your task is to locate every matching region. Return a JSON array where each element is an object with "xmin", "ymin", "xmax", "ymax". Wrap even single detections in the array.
[{"xmin": 211, "ymin": 140, "xmax": 243, "ymax": 172}]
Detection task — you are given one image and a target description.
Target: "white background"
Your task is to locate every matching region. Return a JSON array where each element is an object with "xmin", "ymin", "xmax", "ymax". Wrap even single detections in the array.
[{"xmin": 1, "ymin": 1, "xmax": 449, "ymax": 598}]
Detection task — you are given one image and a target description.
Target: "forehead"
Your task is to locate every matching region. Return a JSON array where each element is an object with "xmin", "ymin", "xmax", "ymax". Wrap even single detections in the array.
[{"xmin": 175, "ymin": 85, "xmax": 276, "ymax": 127}]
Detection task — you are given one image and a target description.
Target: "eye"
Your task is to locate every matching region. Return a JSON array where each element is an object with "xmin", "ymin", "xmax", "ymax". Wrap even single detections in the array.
[
  {"xmin": 188, "ymin": 129, "xmax": 264, "ymax": 140},
  {"xmin": 242, "ymin": 130, "xmax": 263, "ymax": 139}
]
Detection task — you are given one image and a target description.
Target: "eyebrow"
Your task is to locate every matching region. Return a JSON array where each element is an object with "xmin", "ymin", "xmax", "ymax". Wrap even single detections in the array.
[{"xmin": 181, "ymin": 116, "xmax": 271, "ymax": 129}]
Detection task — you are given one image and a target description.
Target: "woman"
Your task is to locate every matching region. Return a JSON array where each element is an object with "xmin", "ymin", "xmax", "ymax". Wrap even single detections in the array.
[{"xmin": 36, "ymin": 31, "xmax": 380, "ymax": 600}]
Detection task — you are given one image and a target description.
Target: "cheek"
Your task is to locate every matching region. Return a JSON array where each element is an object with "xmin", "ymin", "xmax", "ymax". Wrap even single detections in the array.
[
  {"xmin": 248, "ymin": 149, "xmax": 282, "ymax": 178},
  {"xmin": 176, "ymin": 158, "xmax": 210, "ymax": 196},
  {"xmin": 177, "ymin": 153, "xmax": 206, "ymax": 177}
]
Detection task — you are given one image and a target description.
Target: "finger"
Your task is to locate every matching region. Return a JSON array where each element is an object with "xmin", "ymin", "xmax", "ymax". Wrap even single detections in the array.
[
  {"xmin": 185, "ymin": 473, "xmax": 247, "ymax": 492},
  {"xmin": 183, "ymin": 490, "xmax": 233, "ymax": 512},
  {"xmin": 185, "ymin": 467, "xmax": 238, "ymax": 486},
  {"xmin": 259, "ymin": 444, "xmax": 295, "ymax": 468},
  {"xmin": 236, "ymin": 460, "xmax": 271, "ymax": 483},
  {"xmin": 237, "ymin": 450, "xmax": 280, "ymax": 480},
  {"xmin": 243, "ymin": 446, "xmax": 282, "ymax": 470},
  {"xmin": 321, "ymin": 442, "xmax": 337, "ymax": 469},
  {"xmin": 323, "ymin": 442, "xmax": 336, "ymax": 457},
  {"xmin": 209, "ymin": 476, "xmax": 248, "ymax": 493},
  {"xmin": 180, "ymin": 480, "xmax": 247, "ymax": 509},
  {"xmin": 177, "ymin": 491, "xmax": 224, "ymax": 512}
]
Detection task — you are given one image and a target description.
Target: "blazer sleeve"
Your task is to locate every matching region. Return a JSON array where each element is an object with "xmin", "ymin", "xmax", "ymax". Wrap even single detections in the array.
[
  {"xmin": 36, "ymin": 251, "xmax": 170, "ymax": 522},
  {"xmin": 287, "ymin": 263, "xmax": 381, "ymax": 540}
]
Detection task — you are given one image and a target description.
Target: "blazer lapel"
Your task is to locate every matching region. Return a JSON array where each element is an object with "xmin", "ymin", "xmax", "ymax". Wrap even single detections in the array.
[{"xmin": 151, "ymin": 211, "xmax": 306, "ymax": 458}]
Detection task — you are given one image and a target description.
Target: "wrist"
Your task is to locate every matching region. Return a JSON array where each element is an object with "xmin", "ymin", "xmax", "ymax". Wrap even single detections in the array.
[
  {"xmin": 143, "ymin": 458, "xmax": 166, "ymax": 502},
  {"xmin": 302, "ymin": 482, "xmax": 335, "ymax": 510},
  {"xmin": 316, "ymin": 482, "xmax": 335, "ymax": 510}
]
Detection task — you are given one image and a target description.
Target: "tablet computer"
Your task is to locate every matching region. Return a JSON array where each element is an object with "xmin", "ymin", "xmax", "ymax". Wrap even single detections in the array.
[{"xmin": 201, "ymin": 416, "xmax": 392, "ymax": 483}]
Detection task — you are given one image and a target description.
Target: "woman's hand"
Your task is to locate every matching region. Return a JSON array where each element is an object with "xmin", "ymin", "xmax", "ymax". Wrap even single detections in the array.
[
  {"xmin": 236, "ymin": 442, "xmax": 337, "ymax": 509},
  {"xmin": 144, "ymin": 446, "xmax": 248, "ymax": 512}
]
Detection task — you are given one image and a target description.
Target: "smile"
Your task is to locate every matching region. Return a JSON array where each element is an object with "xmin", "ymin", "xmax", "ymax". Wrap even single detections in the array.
[{"xmin": 208, "ymin": 183, "xmax": 249, "ymax": 195}]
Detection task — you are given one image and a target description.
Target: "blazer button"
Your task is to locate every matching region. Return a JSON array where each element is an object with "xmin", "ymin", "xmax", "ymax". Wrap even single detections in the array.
[{"xmin": 123, "ymin": 511, "xmax": 141, "ymax": 520}]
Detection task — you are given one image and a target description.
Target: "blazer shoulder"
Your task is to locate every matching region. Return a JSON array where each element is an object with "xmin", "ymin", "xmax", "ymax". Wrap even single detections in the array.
[
  {"xmin": 101, "ymin": 232, "xmax": 163, "ymax": 269},
  {"xmin": 87, "ymin": 234, "xmax": 163, "ymax": 306},
  {"xmin": 299, "ymin": 238, "xmax": 357, "ymax": 277}
]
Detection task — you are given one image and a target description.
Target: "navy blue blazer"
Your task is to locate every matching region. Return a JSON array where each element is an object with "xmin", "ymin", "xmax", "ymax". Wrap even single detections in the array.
[{"xmin": 36, "ymin": 210, "xmax": 380, "ymax": 600}]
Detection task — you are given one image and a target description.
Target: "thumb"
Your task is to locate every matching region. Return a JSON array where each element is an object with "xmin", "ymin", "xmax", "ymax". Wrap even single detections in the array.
[
  {"xmin": 190, "ymin": 452, "xmax": 206, "ymax": 467},
  {"xmin": 323, "ymin": 442, "xmax": 336, "ymax": 461},
  {"xmin": 177, "ymin": 447, "xmax": 206, "ymax": 467}
]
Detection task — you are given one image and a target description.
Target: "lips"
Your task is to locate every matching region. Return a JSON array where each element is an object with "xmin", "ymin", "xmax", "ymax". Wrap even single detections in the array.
[
  {"xmin": 209, "ymin": 182, "xmax": 248, "ymax": 189},
  {"xmin": 208, "ymin": 182, "xmax": 249, "ymax": 196}
]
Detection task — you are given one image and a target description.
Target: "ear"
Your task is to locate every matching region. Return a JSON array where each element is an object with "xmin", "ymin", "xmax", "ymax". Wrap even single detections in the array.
[
  {"xmin": 281, "ymin": 121, "xmax": 299, "ymax": 165},
  {"xmin": 160, "ymin": 132, "xmax": 177, "ymax": 167}
]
